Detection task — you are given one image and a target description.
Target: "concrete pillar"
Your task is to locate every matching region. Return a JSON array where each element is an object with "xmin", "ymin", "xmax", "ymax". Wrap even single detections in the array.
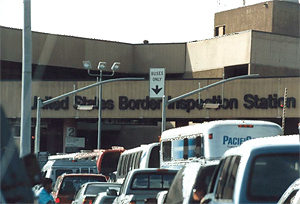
[{"xmin": 63, "ymin": 119, "xmax": 77, "ymax": 153}]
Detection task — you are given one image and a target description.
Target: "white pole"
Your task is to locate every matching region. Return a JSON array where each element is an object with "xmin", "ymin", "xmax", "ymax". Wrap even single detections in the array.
[
  {"xmin": 97, "ymin": 71, "xmax": 103, "ymax": 149},
  {"xmin": 20, "ymin": 0, "xmax": 32, "ymax": 157},
  {"xmin": 34, "ymin": 97, "xmax": 42, "ymax": 154}
]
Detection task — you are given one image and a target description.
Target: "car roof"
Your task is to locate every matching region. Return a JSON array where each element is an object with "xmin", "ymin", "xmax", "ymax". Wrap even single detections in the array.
[
  {"xmin": 83, "ymin": 182, "xmax": 121, "ymax": 186},
  {"xmin": 58, "ymin": 173, "xmax": 106, "ymax": 179},
  {"xmin": 223, "ymin": 135, "xmax": 300, "ymax": 158},
  {"xmin": 129, "ymin": 168, "xmax": 178, "ymax": 174}
]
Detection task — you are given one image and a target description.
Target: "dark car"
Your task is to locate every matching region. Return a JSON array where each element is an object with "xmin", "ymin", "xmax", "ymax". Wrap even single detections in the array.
[{"xmin": 52, "ymin": 173, "xmax": 107, "ymax": 204}]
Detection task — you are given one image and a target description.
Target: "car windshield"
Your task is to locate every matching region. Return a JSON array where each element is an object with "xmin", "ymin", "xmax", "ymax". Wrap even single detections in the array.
[
  {"xmin": 247, "ymin": 153, "xmax": 300, "ymax": 202},
  {"xmin": 131, "ymin": 172, "xmax": 176, "ymax": 190},
  {"xmin": 59, "ymin": 176, "xmax": 106, "ymax": 195}
]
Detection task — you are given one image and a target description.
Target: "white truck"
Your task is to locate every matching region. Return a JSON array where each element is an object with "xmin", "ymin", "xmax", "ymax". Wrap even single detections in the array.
[
  {"xmin": 160, "ymin": 120, "xmax": 283, "ymax": 169},
  {"xmin": 112, "ymin": 168, "xmax": 177, "ymax": 204}
]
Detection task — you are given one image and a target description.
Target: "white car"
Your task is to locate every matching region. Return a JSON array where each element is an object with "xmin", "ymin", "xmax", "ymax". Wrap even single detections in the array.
[
  {"xmin": 202, "ymin": 135, "xmax": 300, "ymax": 204},
  {"xmin": 72, "ymin": 182, "xmax": 120, "ymax": 204}
]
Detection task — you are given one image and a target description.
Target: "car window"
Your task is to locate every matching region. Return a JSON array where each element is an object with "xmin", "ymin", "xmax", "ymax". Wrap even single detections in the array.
[
  {"xmin": 100, "ymin": 152, "xmax": 120, "ymax": 175},
  {"xmin": 85, "ymin": 185, "xmax": 109, "ymax": 195},
  {"xmin": 59, "ymin": 176, "xmax": 106, "ymax": 195},
  {"xmin": 215, "ymin": 156, "xmax": 233, "ymax": 199},
  {"xmin": 131, "ymin": 173, "xmax": 176, "ymax": 190},
  {"xmin": 162, "ymin": 141, "xmax": 171, "ymax": 161},
  {"xmin": 207, "ymin": 160, "xmax": 224, "ymax": 194},
  {"xmin": 55, "ymin": 169, "xmax": 73, "ymax": 179},
  {"xmin": 222, "ymin": 156, "xmax": 241, "ymax": 200},
  {"xmin": 149, "ymin": 145, "xmax": 160, "ymax": 168},
  {"xmin": 247, "ymin": 153, "xmax": 300, "ymax": 202}
]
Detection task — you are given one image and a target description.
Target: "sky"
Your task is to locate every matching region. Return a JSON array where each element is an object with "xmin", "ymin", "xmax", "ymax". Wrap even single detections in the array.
[{"xmin": 0, "ymin": 0, "xmax": 272, "ymax": 44}]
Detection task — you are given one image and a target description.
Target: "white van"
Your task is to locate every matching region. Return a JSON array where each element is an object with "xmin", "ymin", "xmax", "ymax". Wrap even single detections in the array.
[
  {"xmin": 42, "ymin": 159, "xmax": 98, "ymax": 184},
  {"xmin": 115, "ymin": 143, "xmax": 160, "ymax": 183}
]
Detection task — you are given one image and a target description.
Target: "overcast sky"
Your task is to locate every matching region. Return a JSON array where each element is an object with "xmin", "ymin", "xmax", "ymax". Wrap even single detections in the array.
[{"xmin": 0, "ymin": 0, "xmax": 274, "ymax": 44}]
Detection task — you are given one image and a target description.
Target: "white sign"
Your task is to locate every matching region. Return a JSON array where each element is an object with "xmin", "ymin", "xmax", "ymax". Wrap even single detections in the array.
[
  {"xmin": 65, "ymin": 137, "xmax": 85, "ymax": 147},
  {"xmin": 66, "ymin": 127, "xmax": 76, "ymax": 137},
  {"xmin": 149, "ymin": 68, "xmax": 165, "ymax": 98}
]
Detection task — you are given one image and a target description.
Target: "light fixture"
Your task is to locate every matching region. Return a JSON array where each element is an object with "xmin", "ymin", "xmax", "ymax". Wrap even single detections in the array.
[
  {"xmin": 97, "ymin": 62, "xmax": 107, "ymax": 70},
  {"xmin": 77, "ymin": 105, "xmax": 94, "ymax": 111},
  {"xmin": 82, "ymin": 61, "xmax": 92, "ymax": 70},
  {"xmin": 111, "ymin": 62, "xmax": 121, "ymax": 71},
  {"xmin": 203, "ymin": 103, "xmax": 219, "ymax": 109}
]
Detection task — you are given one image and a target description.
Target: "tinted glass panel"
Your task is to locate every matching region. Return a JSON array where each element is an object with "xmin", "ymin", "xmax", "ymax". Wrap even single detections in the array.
[
  {"xmin": 59, "ymin": 176, "xmax": 106, "ymax": 195},
  {"xmin": 85, "ymin": 185, "xmax": 109, "ymax": 195},
  {"xmin": 173, "ymin": 140, "xmax": 184, "ymax": 160},
  {"xmin": 131, "ymin": 173, "xmax": 176, "ymax": 190},
  {"xmin": 100, "ymin": 152, "xmax": 120, "ymax": 175},
  {"xmin": 163, "ymin": 141, "xmax": 171, "ymax": 161},
  {"xmin": 248, "ymin": 153, "xmax": 300, "ymax": 202},
  {"xmin": 149, "ymin": 145, "xmax": 160, "ymax": 168},
  {"xmin": 55, "ymin": 169, "xmax": 73, "ymax": 179}
]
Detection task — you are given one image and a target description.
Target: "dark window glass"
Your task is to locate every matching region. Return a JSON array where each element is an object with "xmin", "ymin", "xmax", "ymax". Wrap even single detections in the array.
[
  {"xmin": 100, "ymin": 152, "xmax": 120, "ymax": 175},
  {"xmin": 85, "ymin": 185, "xmax": 108, "ymax": 195},
  {"xmin": 222, "ymin": 156, "xmax": 241, "ymax": 199},
  {"xmin": 215, "ymin": 157, "xmax": 233, "ymax": 199},
  {"xmin": 55, "ymin": 169, "xmax": 73, "ymax": 179},
  {"xmin": 60, "ymin": 176, "xmax": 106, "ymax": 195},
  {"xmin": 163, "ymin": 141, "xmax": 171, "ymax": 161},
  {"xmin": 207, "ymin": 160, "xmax": 224, "ymax": 194},
  {"xmin": 189, "ymin": 164, "xmax": 218, "ymax": 203},
  {"xmin": 131, "ymin": 173, "xmax": 176, "ymax": 190},
  {"xmin": 247, "ymin": 153, "xmax": 300, "ymax": 202},
  {"xmin": 149, "ymin": 145, "xmax": 160, "ymax": 168}
]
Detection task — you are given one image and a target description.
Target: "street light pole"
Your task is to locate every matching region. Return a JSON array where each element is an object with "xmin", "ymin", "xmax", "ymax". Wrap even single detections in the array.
[
  {"xmin": 34, "ymin": 77, "xmax": 144, "ymax": 154},
  {"xmin": 98, "ymin": 70, "xmax": 103, "ymax": 149},
  {"xmin": 161, "ymin": 74, "xmax": 259, "ymax": 133},
  {"xmin": 20, "ymin": 0, "xmax": 32, "ymax": 157}
]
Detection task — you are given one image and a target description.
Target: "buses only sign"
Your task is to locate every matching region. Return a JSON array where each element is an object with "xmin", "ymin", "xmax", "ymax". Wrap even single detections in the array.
[{"xmin": 149, "ymin": 68, "xmax": 165, "ymax": 99}]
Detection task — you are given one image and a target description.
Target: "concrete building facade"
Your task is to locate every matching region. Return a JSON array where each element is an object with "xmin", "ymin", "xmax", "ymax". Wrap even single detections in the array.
[{"xmin": 1, "ymin": 0, "xmax": 299, "ymax": 153}]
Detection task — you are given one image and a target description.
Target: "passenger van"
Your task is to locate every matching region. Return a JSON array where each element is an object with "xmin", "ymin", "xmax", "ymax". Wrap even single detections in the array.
[
  {"xmin": 48, "ymin": 147, "xmax": 124, "ymax": 178},
  {"xmin": 115, "ymin": 143, "xmax": 160, "ymax": 183},
  {"xmin": 42, "ymin": 160, "xmax": 98, "ymax": 184},
  {"xmin": 160, "ymin": 120, "xmax": 282, "ymax": 169},
  {"xmin": 203, "ymin": 135, "xmax": 300, "ymax": 204}
]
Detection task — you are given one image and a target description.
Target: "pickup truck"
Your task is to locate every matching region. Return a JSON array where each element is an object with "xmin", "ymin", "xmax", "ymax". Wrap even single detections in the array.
[{"xmin": 112, "ymin": 168, "xmax": 177, "ymax": 204}]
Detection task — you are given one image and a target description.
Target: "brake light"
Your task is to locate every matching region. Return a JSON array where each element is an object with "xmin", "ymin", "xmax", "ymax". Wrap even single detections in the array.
[
  {"xmin": 238, "ymin": 125, "xmax": 253, "ymax": 128},
  {"xmin": 209, "ymin": 134, "xmax": 213, "ymax": 139},
  {"xmin": 129, "ymin": 202, "xmax": 136, "ymax": 204},
  {"xmin": 55, "ymin": 198, "xmax": 60, "ymax": 203}
]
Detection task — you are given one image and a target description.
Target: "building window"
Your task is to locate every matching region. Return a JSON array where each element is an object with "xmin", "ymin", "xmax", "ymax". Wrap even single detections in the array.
[{"xmin": 215, "ymin": 25, "xmax": 226, "ymax": 36}]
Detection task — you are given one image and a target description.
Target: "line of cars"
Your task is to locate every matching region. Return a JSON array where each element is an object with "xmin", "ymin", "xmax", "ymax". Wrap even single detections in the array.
[{"xmin": 38, "ymin": 120, "xmax": 300, "ymax": 204}]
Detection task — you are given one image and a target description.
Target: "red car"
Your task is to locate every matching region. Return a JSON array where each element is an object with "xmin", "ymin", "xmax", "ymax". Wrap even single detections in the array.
[{"xmin": 52, "ymin": 173, "xmax": 107, "ymax": 204}]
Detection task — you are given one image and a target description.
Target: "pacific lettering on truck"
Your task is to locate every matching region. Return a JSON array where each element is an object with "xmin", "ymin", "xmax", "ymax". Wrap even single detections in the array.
[{"xmin": 223, "ymin": 136, "xmax": 252, "ymax": 147}]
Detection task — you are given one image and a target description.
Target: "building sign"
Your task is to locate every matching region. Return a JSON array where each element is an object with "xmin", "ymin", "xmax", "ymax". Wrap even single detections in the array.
[
  {"xmin": 149, "ymin": 68, "xmax": 165, "ymax": 98},
  {"xmin": 65, "ymin": 137, "xmax": 85, "ymax": 147},
  {"xmin": 31, "ymin": 94, "xmax": 296, "ymax": 113}
]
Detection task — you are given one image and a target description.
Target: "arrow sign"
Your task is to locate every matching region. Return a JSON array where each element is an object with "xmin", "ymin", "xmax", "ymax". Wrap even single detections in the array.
[
  {"xmin": 152, "ymin": 85, "xmax": 162, "ymax": 94},
  {"xmin": 149, "ymin": 68, "xmax": 165, "ymax": 98}
]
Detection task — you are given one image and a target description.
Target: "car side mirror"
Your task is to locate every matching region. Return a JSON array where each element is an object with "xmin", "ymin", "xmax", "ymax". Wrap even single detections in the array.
[{"xmin": 107, "ymin": 189, "xmax": 118, "ymax": 196}]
